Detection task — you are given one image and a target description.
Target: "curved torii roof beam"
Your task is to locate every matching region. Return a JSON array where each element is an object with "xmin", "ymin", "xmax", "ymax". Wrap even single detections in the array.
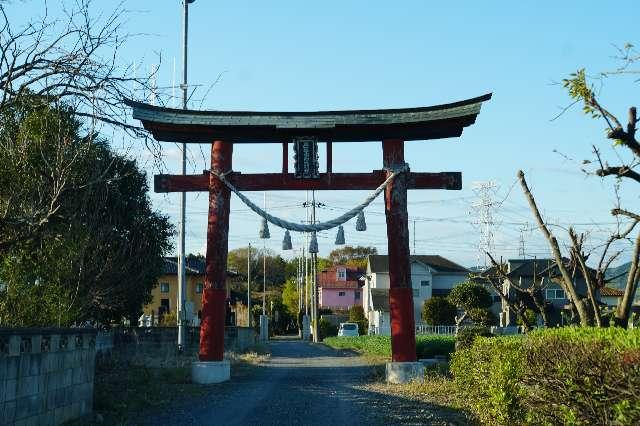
[{"xmin": 125, "ymin": 93, "xmax": 492, "ymax": 143}]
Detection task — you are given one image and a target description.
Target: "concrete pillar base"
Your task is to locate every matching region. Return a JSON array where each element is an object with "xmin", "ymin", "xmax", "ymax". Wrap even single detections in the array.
[
  {"xmin": 302, "ymin": 315, "xmax": 310, "ymax": 341},
  {"xmin": 191, "ymin": 360, "xmax": 230, "ymax": 384},
  {"xmin": 259, "ymin": 314, "xmax": 269, "ymax": 341},
  {"xmin": 386, "ymin": 362, "xmax": 424, "ymax": 384}
]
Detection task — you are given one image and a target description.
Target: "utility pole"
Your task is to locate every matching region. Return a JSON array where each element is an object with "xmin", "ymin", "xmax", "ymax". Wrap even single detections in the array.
[
  {"xmin": 247, "ymin": 243, "xmax": 251, "ymax": 326},
  {"xmin": 304, "ymin": 191, "xmax": 309, "ymax": 317},
  {"xmin": 311, "ymin": 190, "xmax": 319, "ymax": 343},
  {"xmin": 412, "ymin": 219, "xmax": 416, "ymax": 255},
  {"xmin": 262, "ymin": 193, "xmax": 267, "ymax": 316},
  {"xmin": 177, "ymin": 0, "xmax": 194, "ymax": 351}
]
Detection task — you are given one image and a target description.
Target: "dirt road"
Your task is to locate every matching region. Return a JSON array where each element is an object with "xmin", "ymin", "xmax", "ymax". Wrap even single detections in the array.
[{"xmin": 140, "ymin": 340, "xmax": 466, "ymax": 425}]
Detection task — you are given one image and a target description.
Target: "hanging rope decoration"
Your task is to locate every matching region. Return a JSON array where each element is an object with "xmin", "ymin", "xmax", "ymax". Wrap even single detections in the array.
[
  {"xmin": 355, "ymin": 210, "xmax": 367, "ymax": 231},
  {"xmin": 335, "ymin": 225, "xmax": 345, "ymax": 245},
  {"xmin": 211, "ymin": 163, "xmax": 409, "ymax": 233},
  {"xmin": 258, "ymin": 217, "xmax": 271, "ymax": 239},
  {"xmin": 282, "ymin": 230, "xmax": 292, "ymax": 250},
  {"xmin": 309, "ymin": 232, "xmax": 319, "ymax": 253}
]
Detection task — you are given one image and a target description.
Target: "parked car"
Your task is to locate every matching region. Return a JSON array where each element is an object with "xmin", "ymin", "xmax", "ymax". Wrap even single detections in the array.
[{"xmin": 338, "ymin": 322, "xmax": 359, "ymax": 337}]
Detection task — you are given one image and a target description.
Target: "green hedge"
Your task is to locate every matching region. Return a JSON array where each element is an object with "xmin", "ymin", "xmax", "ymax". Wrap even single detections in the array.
[
  {"xmin": 450, "ymin": 327, "xmax": 640, "ymax": 425},
  {"xmin": 323, "ymin": 334, "xmax": 455, "ymax": 359}
]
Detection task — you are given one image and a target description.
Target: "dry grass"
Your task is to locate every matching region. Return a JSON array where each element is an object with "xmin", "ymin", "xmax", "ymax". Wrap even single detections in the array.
[{"xmin": 361, "ymin": 366, "xmax": 478, "ymax": 425}]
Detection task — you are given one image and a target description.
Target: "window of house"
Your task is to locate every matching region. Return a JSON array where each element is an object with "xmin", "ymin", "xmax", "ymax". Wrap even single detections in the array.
[
  {"xmin": 338, "ymin": 291, "xmax": 346, "ymax": 296},
  {"xmin": 337, "ymin": 268, "xmax": 346, "ymax": 280},
  {"xmin": 196, "ymin": 283, "xmax": 203, "ymax": 294},
  {"xmin": 413, "ymin": 289, "xmax": 420, "ymax": 297},
  {"xmin": 420, "ymin": 280, "xmax": 430, "ymax": 287},
  {"xmin": 546, "ymin": 289, "xmax": 566, "ymax": 300},
  {"xmin": 160, "ymin": 283, "xmax": 170, "ymax": 293},
  {"xmin": 355, "ymin": 291, "xmax": 361, "ymax": 300}
]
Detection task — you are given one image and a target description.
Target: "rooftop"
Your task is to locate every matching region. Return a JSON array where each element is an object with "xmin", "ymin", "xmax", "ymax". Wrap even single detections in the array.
[{"xmin": 367, "ymin": 255, "xmax": 468, "ymax": 274}]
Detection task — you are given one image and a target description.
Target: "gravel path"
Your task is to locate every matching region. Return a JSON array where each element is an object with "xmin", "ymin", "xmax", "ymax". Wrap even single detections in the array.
[{"xmin": 139, "ymin": 340, "xmax": 466, "ymax": 426}]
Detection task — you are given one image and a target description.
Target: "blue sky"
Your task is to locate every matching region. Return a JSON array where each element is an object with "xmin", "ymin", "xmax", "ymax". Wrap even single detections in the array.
[{"xmin": 11, "ymin": 1, "xmax": 640, "ymax": 267}]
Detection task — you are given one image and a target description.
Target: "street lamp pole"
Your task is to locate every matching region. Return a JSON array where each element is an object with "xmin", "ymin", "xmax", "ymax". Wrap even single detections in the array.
[{"xmin": 177, "ymin": 0, "xmax": 194, "ymax": 351}]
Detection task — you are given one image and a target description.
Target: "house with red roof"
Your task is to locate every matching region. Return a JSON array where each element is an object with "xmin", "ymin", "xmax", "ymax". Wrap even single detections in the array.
[{"xmin": 318, "ymin": 265, "xmax": 365, "ymax": 311}]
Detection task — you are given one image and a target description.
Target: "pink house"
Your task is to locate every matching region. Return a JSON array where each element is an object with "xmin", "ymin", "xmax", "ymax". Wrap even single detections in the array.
[{"xmin": 318, "ymin": 265, "xmax": 364, "ymax": 311}]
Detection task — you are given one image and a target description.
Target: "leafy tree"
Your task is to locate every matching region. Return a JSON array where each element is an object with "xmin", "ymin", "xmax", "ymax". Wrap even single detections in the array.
[
  {"xmin": 421, "ymin": 297, "xmax": 456, "ymax": 325},
  {"xmin": 281, "ymin": 278, "xmax": 300, "ymax": 318},
  {"xmin": 328, "ymin": 245, "xmax": 377, "ymax": 268},
  {"xmin": 468, "ymin": 308, "xmax": 498, "ymax": 327},
  {"xmin": 227, "ymin": 247, "xmax": 287, "ymax": 287},
  {"xmin": 448, "ymin": 281, "xmax": 493, "ymax": 326},
  {"xmin": 348, "ymin": 305, "xmax": 368, "ymax": 335},
  {"xmin": 0, "ymin": 98, "xmax": 173, "ymax": 326}
]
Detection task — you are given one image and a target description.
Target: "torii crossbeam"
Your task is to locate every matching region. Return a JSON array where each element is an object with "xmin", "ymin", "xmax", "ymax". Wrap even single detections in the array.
[{"xmin": 127, "ymin": 93, "xmax": 491, "ymax": 381}]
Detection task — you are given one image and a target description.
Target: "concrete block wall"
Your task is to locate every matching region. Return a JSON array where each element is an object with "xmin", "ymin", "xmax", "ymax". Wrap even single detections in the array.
[
  {"xmin": 101, "ymin": 326, "xmax": 257, "ymax": 358},
  {"xmin": 0, "ymin": 328, "xmax": 97, "ymax": 426}
]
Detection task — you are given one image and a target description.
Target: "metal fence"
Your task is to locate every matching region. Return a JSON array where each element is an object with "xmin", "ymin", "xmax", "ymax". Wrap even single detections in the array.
[{"xmin": 415, "ymin": 324, "xmax": 457, "ymax": 335}]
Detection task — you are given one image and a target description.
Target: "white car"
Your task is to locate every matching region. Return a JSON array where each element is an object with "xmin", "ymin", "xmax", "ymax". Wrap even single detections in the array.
[{"xmin": 338, "ymin": 322, "xmax": 360, "ymax": 337}]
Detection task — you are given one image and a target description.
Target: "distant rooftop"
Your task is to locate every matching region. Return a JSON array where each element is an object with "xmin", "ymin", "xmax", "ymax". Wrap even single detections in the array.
[{"xmin": 368, "ymin": 255, "xmax": 468, "ymax": 274}]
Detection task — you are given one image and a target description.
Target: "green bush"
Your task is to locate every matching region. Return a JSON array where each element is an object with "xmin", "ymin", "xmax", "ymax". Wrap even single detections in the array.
[
  {"xmin": 318, "ymin": 318, "xmax": 338, "ymax": 341},
  {"xmin": 348, "ymin": 305, "xmax": 369, "ymax": 335},
  {"xmin": 455, "ymin": 325, "xmax": 492, "ymax": 350},
  {"xmin": 451, "ymin": 335, "xmax": 526, "ymax": 425},
  {"xmin": 451, "ymin": 327, "xmax": 640, "ymax": 425},
  {"xmin": 468, "ymin": 308, "xmax": 498, "ymax": 327},
  {"xmin": 522, "ymin": 327, "xmax": 640, "ymax": 425},
  {"xmin": 421, "ymin": 297, "xmax": 456, "ymax": 325}
]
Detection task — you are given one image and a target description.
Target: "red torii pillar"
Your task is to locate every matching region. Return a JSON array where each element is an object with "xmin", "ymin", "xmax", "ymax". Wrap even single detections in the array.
[
  {"xmin": 383, "ymin": 139, "xmax": 417, "ymax": 363},
  {"xmin": 199, "ymin": 140, "xmax": 232, "ymax": 362}
]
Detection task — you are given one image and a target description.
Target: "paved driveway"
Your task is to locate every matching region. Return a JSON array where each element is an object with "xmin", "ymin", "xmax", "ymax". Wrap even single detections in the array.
[{"xmin": 140, "ymin": 340, "xmax": 465, "ymax": 426}]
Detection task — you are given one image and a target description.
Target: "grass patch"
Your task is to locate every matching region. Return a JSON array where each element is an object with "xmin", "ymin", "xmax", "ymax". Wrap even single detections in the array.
[{"xmin": 323, "ymin": 334, "xmax": 455, "ymax": 359}]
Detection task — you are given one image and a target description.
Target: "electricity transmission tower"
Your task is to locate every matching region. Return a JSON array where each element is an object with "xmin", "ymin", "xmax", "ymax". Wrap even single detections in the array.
[
  {"xmin": 471, "ymin": 181, "xmax": 499, "ymax": 268},
  {"xmin": 518, "ymin": 223, "xmax": 529, "ymax": 258}
]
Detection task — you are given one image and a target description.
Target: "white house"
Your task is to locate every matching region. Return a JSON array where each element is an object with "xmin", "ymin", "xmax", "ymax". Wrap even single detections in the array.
[{"xmin": 363, "ymin": 255, "xmax": 469, "ymax": 335}]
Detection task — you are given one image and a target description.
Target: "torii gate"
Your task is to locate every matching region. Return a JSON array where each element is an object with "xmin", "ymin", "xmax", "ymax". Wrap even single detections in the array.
[{"xmin": 127, "ymin": 93, "xmax": 491, "ymax": 383}]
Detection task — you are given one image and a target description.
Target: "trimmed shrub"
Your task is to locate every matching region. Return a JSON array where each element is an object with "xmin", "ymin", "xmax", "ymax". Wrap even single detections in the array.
[
  {"xmin": 451, "ymin": 335, "xmax": 526, "ymax": 425},
  {"xmin": 468, "ymin": 308, "xmax": 498, "ymax": 327},
  {"xmin": 348, "ymin": 305, "xmax": 369, "ymax": 335},
  {"xmin": 421, "ymin": 296, "xmax": 456, "ymax": 326},
  {"xmin": 318, "ymin": 317, "xmax": 338, "ymax": 341},
  {"xmin": 455, "ymin": 325, "xmax": 492, "ymax": 350},
  {"xmin": 522, "ymin": 327, "xmax": 640, "ymax": 425},
  {"xmin": 451, "ymin": 327, "xmax": 640, "ymax": 425}
]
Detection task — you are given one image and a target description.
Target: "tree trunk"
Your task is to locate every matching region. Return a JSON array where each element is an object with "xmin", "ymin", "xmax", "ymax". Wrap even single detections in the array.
[
  {"xmin": 518, "ymin": 170, "xmax": 593, "ymax": 326},
  {"xmin": 614, "ymin": 232, "xmax": 640, "ymax": 327}
]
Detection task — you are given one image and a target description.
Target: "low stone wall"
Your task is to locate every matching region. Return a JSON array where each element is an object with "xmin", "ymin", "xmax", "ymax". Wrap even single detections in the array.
[
  {"xmin": 0, "ymin": 328, "xmax": 97, "ymax": 426},
  {"xmin": 97, "ymin": 326, "xmax": 257, "ymax": 360}
]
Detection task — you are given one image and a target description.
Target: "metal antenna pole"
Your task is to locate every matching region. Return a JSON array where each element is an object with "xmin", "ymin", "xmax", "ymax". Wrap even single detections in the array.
[
  {"xmin": 247, "ymin": 243, "xmax": 251, "ymax": 326},
  {"xmin": 177, "ymin": 0, "xmax": 191, "ymax": 351}
]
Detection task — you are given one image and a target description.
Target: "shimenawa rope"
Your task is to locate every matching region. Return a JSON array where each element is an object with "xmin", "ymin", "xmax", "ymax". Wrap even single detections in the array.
[{"xmin": 211, "ymin": 164, "xmax": 409, "ymax": 233}]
